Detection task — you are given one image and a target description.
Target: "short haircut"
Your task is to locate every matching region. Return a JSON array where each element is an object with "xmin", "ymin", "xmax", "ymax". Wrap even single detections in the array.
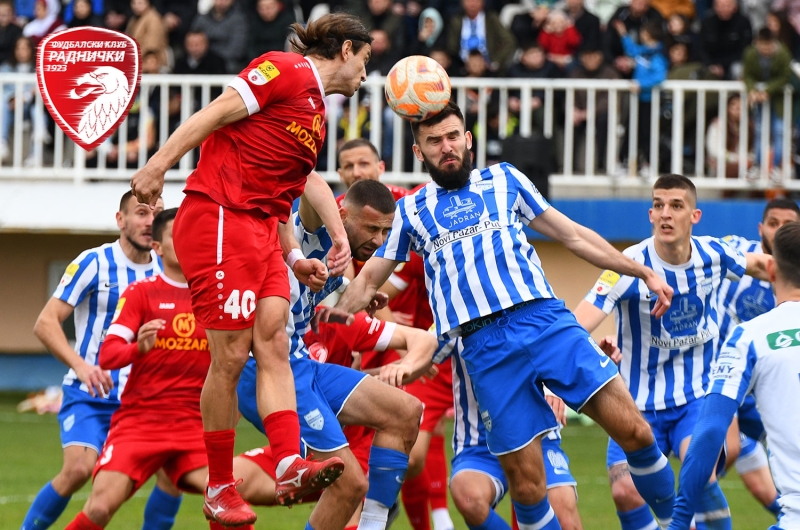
[
  {"xmin": 338, "ymin": 138, "xmax": 380, "ymax": 165},
  {"xmin": 153, "ymin": 208, "xmax": 178, "ymax": 243},
  {"xmin": 410, "ymin": 100, "xmax": 465, "ymax": 143},
  {"xmin": 763, "ymin": 198, "xmax": 800, "ymax": 221},
  {"xmin": 772, "ymin": 221, "xmax": 800, "ymax": 287},
  {"xmin": 120, "ymin": 190, "xmax": 135, "ymax": 212},
  {"xmin": 653, "ymin": 174, "xmax": 697, "ymax": 206},
  {"xmin": 641, "ymin": 21, "xmax": 664, "ymax": 43},
  {"xmin": 342, "ymin": 180, "xmax": 396, "ymax": 215},
  {"xmin": 756, "ymin": 27, "xmax": 774, "ymax": 42},
  {"xmin": 289, "ymin": 13, "xmax": 372, "ymax": 60}
]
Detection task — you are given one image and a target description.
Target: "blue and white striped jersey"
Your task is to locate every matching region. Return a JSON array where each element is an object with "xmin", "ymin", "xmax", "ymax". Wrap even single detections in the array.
[
  {"xmin": 709, "ymin": 301, "xmax": 800, "ymax": 521},
  {"xmin": 375, "ymin": 163, "xmax": 556, "ymax": 339},
  {"xmin": 716, "ymin": 236, "xmax": 773, "ymax": 343},
  {"xmin": 286, "ymin": 212, "xmax": 343, "ymax": 359},
  {"xmin": 584, "ymin": 236, "xmax": 747, "ymax": 411},
  {"xmin": 53, "ymin": 240, "xmax": 160, "ymax": 401}
]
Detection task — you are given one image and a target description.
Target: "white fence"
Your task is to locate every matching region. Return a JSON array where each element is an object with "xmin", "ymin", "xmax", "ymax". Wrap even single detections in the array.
[{"xmin": 0, "ymin": 73, "xmax": 796, "ymax": 190}]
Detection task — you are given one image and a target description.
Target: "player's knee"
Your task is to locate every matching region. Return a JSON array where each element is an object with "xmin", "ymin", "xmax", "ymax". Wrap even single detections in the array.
[
  {"xmin": 83, "ymin": 499, "xmax": 114, "ymax": 527},
  {"xmin": 450, "ymin": 479, "xmax": 491, "ymax": 525},
  {"xmin": 610, "ymin": 472, "xmax": 643, "ymax": 512},
  {"xmin": 331, "ymin": 466, "xmax": 369, "ymax": 505},
  {"xmin": 550, "ymin": 488, "xmax": 582, "ymax": 530},
  {"xmin": 620, "ymin": 416, "xmax": 655, "ymax": 451},
  {"xmin": 394, "ymin": 394, "xmax": 423, "ymax": 445},
  {"xmin": 59, "ymin": 458, "xmax": 94, "ymax": 491}
]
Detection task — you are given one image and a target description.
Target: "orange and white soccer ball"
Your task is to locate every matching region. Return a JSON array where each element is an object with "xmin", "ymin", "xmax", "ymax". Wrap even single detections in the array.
[{"xmin": 384, "ymin": 55, "xmax": 451, "ymax": 122}]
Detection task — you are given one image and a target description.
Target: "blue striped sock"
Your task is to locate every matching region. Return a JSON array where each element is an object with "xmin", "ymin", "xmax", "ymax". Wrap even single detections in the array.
[
  {"xmin": 695, "ymin": 481, "xmax": 731, "ymax": 530},
  {"xmin": 21, "ymin": 482, "xmax": 70, "ymax": 530},
  {"xmin": 468, "ymin": 509, "xmax": 512, "ymax": 530},
  {"xmin": 625, "ymin": 442, "xmax": 676, "ymax": 522},
  {"xmin": 512, "ymin": 498, "xmax": 561, "ymax": 530},
  {"xmin": 617, "ymin": 505, "xmax": 658, "ymax": 530}
]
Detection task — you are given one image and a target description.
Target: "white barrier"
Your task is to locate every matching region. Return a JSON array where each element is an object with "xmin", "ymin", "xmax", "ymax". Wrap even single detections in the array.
[{"xmin": 0, "ymin": 73, "xmax": 796, "ymax": 190}]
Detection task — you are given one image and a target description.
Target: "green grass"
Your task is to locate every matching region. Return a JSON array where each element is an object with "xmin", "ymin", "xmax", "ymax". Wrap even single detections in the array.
[{"xmin": 0, "ymin": 392, "xmax": 775, "ymax": 529}]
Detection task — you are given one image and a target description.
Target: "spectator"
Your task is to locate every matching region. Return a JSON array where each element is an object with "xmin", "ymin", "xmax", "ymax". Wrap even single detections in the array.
[
  {"xmin": 158, "ymin": 0, "xmax": 197, "ymax": 55},
  {"xmin": 430, "ymin": 46, "xmax": 457, "ymax": 75},
  {"xmin": 22, "ymin": 0, "xmax": 63, "ymax": 48},
  {"xmin": 67, "ymin": 0, "xmax": 103, "ymax": 27},
  {"xmin": 191, "ymin": 0, "xmax": 248, "ymax": 74},
  {"xmin": 743, "ymin": 28, "xmax": 792, "ymax": 181},
  {"xmin": 772, "ymin": 0, "xmax": 800, "ymax": 35},
  {"xmin": 614, "ymin": 19, "xmax": 668, "ymax": 170},
  {"xmin": 666, "ymin": 14, "xmax": 699, "ymax": 58},
  {"xmin": 367, "ymin": 29, "xmax": 399, "ymax": 74},
  {"xmin": 409, "ymin": 7, "xmax": 444, "ymax": 56},
  {"xmin": 61, "ymin": 0, "xmax": 102, "ymax": 25},
  {"xmin": 126, "ymin": 0, "xmax": 168, "ymax": 71},
  {"xmin": 446, "ymin": 0, "xmax": 518, "ymax": 73},
  {"xmin": 649, "ymin": 0, "xmax": 694, "ymax": 21},
  {"xmin": 699, "ymin": 0, "xmax": 752, "ymax": 79},
  {"xmin": 565, "ymin": 0, "xmax": 602, "ymax": 50},
  {"xmin": 569, "ymin": 44, "xmax": 620, "ymax": 172},
  {"xmin": 0, "ymin": 36, "xmax": 46, "ymax": 162},
  {"xmin": 766, "ymin": 9, "xmax": 800, "ymax": 59},
  {"xmin": 0, "ymin": 1, "xmax": 22, "ymax": 65},
  {"xmin": 706, "ymin": 93, "xmax": 754, "ymax": 178},
  {"xmin": 604, "ymin": 0, "xmax": 665, "ymax": 78},
  {"xmin": 104, "ymin": 0, "xmax": 130, "ymax": 31},
  {"xmin": 508, "ymin": 43, "xmax": 560, "ymax": 132},
  {"xmin": 740, "ymin": 0, "xmax": 769, "ymax": 32},
  {"xmin": 585, "ymin": 0, "xmax": 629, "ymax": 27},
  {"xmin": 361, "ymin": 0, "xmax": 406, "ymax": 59},
  {"xmin": 174, "ymin": 30, "xmax": 226, "ymax": 75},
  {"xmin": 537, "ymin": 9, "xmax": 583, "ymax": 70},
  {"xmin": 511, "ymin": 6, "xmax": 548, "ymax": 49},
  {"xmin": 247, "ymin": 0, "xmax": 295, "ymax": 58}
]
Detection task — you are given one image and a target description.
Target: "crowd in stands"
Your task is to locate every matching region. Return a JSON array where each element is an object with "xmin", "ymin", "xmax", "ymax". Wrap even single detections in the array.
[{"xmin": 0, "ymin": 0, "xmax": 798, "ymax": 182}]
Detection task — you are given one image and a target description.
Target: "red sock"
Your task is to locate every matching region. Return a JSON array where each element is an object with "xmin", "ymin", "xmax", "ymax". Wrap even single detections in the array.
[
  {"xmin": 65, "ymin": 512, "xmax": 104, "ymax": 530},
  {"xmin": 209, "ymin": 523, "xmax": 253, "ymax": 530},
  {"xmin": 263, "ymin": 410, "xmax": 301, "ymax": 469},
  {"xmin": 511, "ymin": 505, "xmax": 519, "ymax": 530},
  {"xmin": 204, "ymin": 429, "xmax": 236, "ymax": 487},
  {"xmin": 426, "ymin": 435, "xmax": 448, "ymax": 510},
  {"xmin": 402, "ymin": 470, "xmax": 431, "ymax": 530}
]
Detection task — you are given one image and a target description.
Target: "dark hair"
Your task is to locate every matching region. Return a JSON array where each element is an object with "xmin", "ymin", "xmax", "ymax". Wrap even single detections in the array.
[
  {"xmin": 289, "ymin": 13, "xmax": 372, "ymax": 59},
  {"xmin": 772, "ymin": 221, "xmax": 800, "ymax": 287},
  {"xmin": 767, "ymin": 10, "xmax": 797, "ymax": 53},
  {"xmin": 641, "ymin": 21, "xmax": 664, "ymax": 43},
  {"xmin": 153, "ymin": 208, "xmax": 178, "ymax": 242},
  {"xmin": 410, "ymin": 100, "xmax": 465, "ymax": 142},
  {"xmin": 653, "ymin": 174, "xmax": 697, "ymax": 205},
  {"xmin": 119, "ymin": 190, "xmax": 135, "ymax": 212},
  {"xmin": 342, "ymin": 180, "xmax": 396, "ymax": 215},
  {"xmin": 757, "ymin": 27, "xmax": 775, "ymax": 42},
  {"xmin": 338, "ymin": 138, "xmax": 380, "ymax": 165},
  {"xmin": 10, "ymin": 36, "xmax": 33, "ymax": 66},
  {"xmin": 467, "ymin": 49, "xmax": 484, "ymax": 58},
  {"xmin": 763, "ymin": 198, "xmax": 800, "ymax": 221}
]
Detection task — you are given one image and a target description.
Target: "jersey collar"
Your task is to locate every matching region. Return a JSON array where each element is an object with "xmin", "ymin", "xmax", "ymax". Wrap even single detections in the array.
[
  {"xmin": 159, "ymin": 273, "xmax": 188, "ymax": 288},
  {"xmin": 305, "ymin": 57, "xmax": 326, "ymax": 98}
]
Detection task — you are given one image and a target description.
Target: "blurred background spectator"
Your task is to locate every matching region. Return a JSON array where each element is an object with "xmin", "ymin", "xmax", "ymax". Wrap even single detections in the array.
[
  {"xmin": 766, "ymin": 9, "xmax": 800, "ymax": 59},
  {"xmin": 67, "ymin": 0, "xmax": 103, "ymax": 27},
  {"xmin": 126, "ymin": 0, "xmax": 168, "ymax": 71},
  {"xmin": 537, "ymin": 9, "xmax": 582, "ymax": 70},
  {"xmin": 604, "ymin": 0, "xmax": 665, "ymax": 78},
  {"xmin": 649, "ymin": 0, "xmax": 694, "ymax": 20},
  {"xmin": 565, "ymin": 0, "xmax": 602, "ymax": 50},
  {"xmin": 706, "ymin": 93, "xmax": 754, "ymax": 178},
  {"xmin": 104, "ymin": 0, "xmax": 130, "ymax": 31},
  {"xmin": 158, "ymin": 0, "xmax": 198, "ymax": 58},
  {"xmin": 699, "ymin": 0, "xmax": 752, "ymax": 79},
  {"xmin": 0, "ymin": 0, "xmax": 22, "ymax": 65},
  {"xmin": 447, "ymin": 0, "xmax": 518, "ymax": 73},
  {"xmin": 22, "ymin": 0, "xmax": 63, "ymax": 48},
  {"xmin": 508, "ymin": 43, "xmax": 560, "ymax": 133},
  {"xmin": 191, "ymin": 0, "xmax": 248, "ymax": 74},
  {"xmin": 61, "ymin": 0, "xmax": 102, "ymax": 26},
  {"xmin": 409, "ymin": 7, "xmax": 444, "ymax": 56},
  {"xmin": 666, "ymin": 14, "xmax": 699, "ymax": 59},
  {"xmin": 247, "ymin": 0, "xmax": 296, "ymax": 57},
  {"xmin": 174, "ymin": 29, "xmax": 226, "ymax": 76},
  {"xmin": 0, "ymin": 35, "xmax": 45, "ymax": 163}
]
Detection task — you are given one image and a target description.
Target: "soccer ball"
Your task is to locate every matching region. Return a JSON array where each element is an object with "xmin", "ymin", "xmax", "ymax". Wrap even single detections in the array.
[{"xmin": 384, "ymin": 55, "xmax": 451, "ymax": 122}]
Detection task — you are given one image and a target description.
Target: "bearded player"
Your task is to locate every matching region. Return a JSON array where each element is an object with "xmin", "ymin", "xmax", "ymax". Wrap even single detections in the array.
[{"xmin": 130, "ymin": 13, "xmax": 373, "ymax": 525}]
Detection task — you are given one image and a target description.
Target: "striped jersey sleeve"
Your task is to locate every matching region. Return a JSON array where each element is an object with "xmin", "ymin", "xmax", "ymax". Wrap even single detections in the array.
[
  {"xmin": 374, "ymin": 195, "xmax": 415, "ymax": 263},
  {"xmin": 709, "ymin": 236, "xmax": 748, "ymax": 282},
  {"xmin": 507, "ymin": 164, "xmax": 550, "ymax": 224},
  {"xmin": 708, "ymin": 325, "xmax": 758, "ymax": 405},
  {"xmin": 53, "ymin": 250, "xmax": 99, "ymax": 307}
]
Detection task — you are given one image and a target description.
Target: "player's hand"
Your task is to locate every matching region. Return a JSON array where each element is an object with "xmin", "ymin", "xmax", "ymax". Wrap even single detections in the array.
[
  {"xmin": 75, "ymin": 361, "xmax": 114, "ymax": 398},
  {"xmin": 645, "ymin": 272, "xmax": 673, "ymax": 318},
  {"xmin": 310, "ymin": 306, "xmax": 355, "ymax": 333},
  {"xmin": 545, "ymin": 394, "xmax": 567, "ymax": 426},
  {"xmin": 366, "ymin": 292, "xmax": 389, "ymax": 316},
  {"xmin": 138, "ymin": 319, "xmax": 166, "ymax": 354},
  {"xmin": 379, "ymin": 362, "xmax": 412, "ymax": 387},
  {"xmin": 327, "ymin": 235, "xmax": 351, "ymax": 277},
  {"xmin": 598, "ymin": 335, "xmax": 622, "ymax": 364},
  {"xmin": 293, "ymin": 258, "xmax": 329, "ymax": 292},
  {"xmin": 130, "ymin": 165, "xmax": 165, "ymax": 209}
]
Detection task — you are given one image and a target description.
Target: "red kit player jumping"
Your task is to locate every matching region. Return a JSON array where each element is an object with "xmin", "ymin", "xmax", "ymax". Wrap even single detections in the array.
[{"xmin": 130, "ymin": 14, "xmax": 373, "ymax": 526}]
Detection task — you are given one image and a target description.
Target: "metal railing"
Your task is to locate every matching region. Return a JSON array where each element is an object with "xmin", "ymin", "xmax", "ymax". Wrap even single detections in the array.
[{"xmin": 0, "ymin": 73, "xmax": 796, "ymax": 190}]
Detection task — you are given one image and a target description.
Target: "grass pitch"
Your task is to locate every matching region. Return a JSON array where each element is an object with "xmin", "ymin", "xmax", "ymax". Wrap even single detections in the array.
[{"xmin": 0, "ymin": 392, "xmax": 775, "ymax": 529}]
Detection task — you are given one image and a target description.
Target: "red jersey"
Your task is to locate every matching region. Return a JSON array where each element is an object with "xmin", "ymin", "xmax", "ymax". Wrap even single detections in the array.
[
  {"xmin": 335, "ymin": 183, "xmax": 409, "ymax": 208},
  {"xmin": 303, "ymin": 311, "xmax": 395, "ymax": 368},
  {"xmin": 100, "ymin": 274, "xmax": 210, "ymax": 423},
  {"xmin": 387, "ymin": 253, "xmax": 433, "ymax": 331},
  {"xmin": 184, "ymin": 52, "xmax": 327, "ymax": 221}
]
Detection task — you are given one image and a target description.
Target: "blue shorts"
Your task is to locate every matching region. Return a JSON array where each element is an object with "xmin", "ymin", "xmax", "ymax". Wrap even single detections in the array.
[
  {"xmin": 607, "ymin": 399, "xmax": 702, "ymax": 468},
  {"xmin": 542, "ymin": 436, "xmax": 577, "ymax": 489},
  {"xmin": 237, "ymin": 356, "xmax": 368, "ymax": 455},
  {"xmin": 58, "ymin": 384, "xmax": 119, "ymax": 453},
  {"xmin": 460, "ymin": 299, "xmax": 618, "ymax": 455}
]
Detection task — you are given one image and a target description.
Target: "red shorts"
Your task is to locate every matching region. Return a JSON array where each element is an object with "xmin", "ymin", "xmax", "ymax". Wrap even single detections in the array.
[
  {"xmin": 93, "ymin": 418, "xmax": 207, "ymax": 494},
  {"xmin": 173, "ymin": 192, "xmax": 289, "ymax": 330},
  {"xmin": 406, "ymin": 358, "xmax": 454, "ymax": 433},
  {"xmin": 343, "ymin": 425, "xmax": 375, "ymax": 475}
]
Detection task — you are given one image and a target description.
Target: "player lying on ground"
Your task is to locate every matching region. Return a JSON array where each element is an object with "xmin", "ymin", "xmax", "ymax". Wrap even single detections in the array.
[
  {"xmin": 130, "ymin": 13, "xmax": 374, "ymax": 525},
  {"xmin": 327, "ymin": 100, "xmax": 679, "ymax": 530},
  {"xmin": 573, "ymin": 174, "xmax": 772, "ymax": 530},
  {"xmin": 669, "ymin": 221, "xmax": 800, "ymax": 530}
]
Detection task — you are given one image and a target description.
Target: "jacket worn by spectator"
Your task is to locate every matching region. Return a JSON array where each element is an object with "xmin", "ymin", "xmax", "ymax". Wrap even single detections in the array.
[
  {"xmin": 247, "ymin": 0, "xmax": 296, "ymax": 58},
  {"xmin": 699, "ymin": 10, "xmax": 752, "ymax": 74},
  {"xmin": 126, "ymin": 5, "xmax": 168, "ymax": 70},
  {"xmin": 447, "ymin": 8, "xmax": 518, "ymax": 73},
  {"xmin": 604, "ymin": 5, "xmax": 665, "ymax": 64},
  {"xmin": 191, "ymin": 1, "xmax": 249, "ymax": 74},
  {"xmin": 622, "ymin": 35, "xmax": 668, "ymax": 101},
  {"xmin": 742, "ymin": 43, "xmax": 792, "ymax": 117},
  {"xmin": 0, "ymin": 21, "xmax": 22, "ymax": 65},
  {"xmin": 158, "ymin": 0, "xmax": 198, "ymax": 51},
  {"xmin": 569, "ymin": 61, "xmax": 620, "ymax": 114}
]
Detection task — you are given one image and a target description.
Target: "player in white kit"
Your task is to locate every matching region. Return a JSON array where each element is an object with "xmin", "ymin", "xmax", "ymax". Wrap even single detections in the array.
[{"xmin": 669, "ymin": 220, "xmax": 800, "ymax": 529}]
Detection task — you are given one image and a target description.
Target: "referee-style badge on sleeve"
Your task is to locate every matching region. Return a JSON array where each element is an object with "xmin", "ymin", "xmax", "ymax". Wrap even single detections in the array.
[
  {"xmin": 593, "ymin": 270, "xmax": 620, "ymax": 296},
  {"xmin": 36, "ymin": 27, "xmax": 141, "ymax": 151}
]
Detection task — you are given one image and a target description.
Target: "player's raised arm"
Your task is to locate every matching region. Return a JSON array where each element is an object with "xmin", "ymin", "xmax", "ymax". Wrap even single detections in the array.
[
  {"xmin": 377, "ymin": 326, "xmax": 439, "ymax": 387},
  {"xmin": 130, "ymin": 88, "xmax": 250, "ymax": 207},
  {"xmin": 529, "ymin": 207, "xmax": 673, "ymax": 316},
  {"xmin": 335, "ymin": 257, "xmax": 399, "ymax": 314},
  {"xmin": 744, "ymin": 252, "xmax": 772, "ymax": 282},
  {"xmin": 302, "ymin": 171, "xmax": 351, "ymax": 276}
]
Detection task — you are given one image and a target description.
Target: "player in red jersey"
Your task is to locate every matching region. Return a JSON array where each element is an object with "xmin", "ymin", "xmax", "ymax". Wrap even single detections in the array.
[
  {"xmin": 130, "ymin": 14, "xmax": 374, "ymax": 524},
  {"xmin": 64, "ymin": 208, "xmax": 218, "ymax": 530},
  {"xmin": 336, "ymin": 138, "xmax": 410, "ymax": 205}
]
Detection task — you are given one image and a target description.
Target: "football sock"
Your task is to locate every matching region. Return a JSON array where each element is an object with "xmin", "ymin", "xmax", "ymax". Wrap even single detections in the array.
[
  {"xmin": 208, "ymin": 523, "xmax": 253, "ymax": 530},
  {"xmin": 617, "ymin": 506, "xmax": 659, "ymax": 530},
  {"xmin": 142, "ymin": 485, "xmax": 182, "ymax": 530},
  {"xmin": 21, "ymin": 481, "xmax": 71, "ymax": 530},
  {"xmin": 469, "ymin": 510, "xmax": 512, "ymax": 530},
  {"xmin": 624, "ymin": 442, "xmax": 675, "ymax": 524},
  {"xmin": 305, "ymin": 523, "xmax": 315, "ymax": 530},
  {"xmin": 766, "ymin": 497, "xmax": 782, "ymax": 517},
  {"xmin": 512, "ymin": 498, "xmax": 561, "ymax": 530},
  {"xmin": 694, "ymin": 482, "xmax": 731, "ymax": 530},
  {"xmin": 402, "ymin": 471, "xmax": 431, "ymax": 530},
  {"xmin": 64, "ymin": 512, "xmax": 104, "ymax": 530},
  {"xmin": 358, "ymin": 446, "xmax": 409, "ymax": 530},
  {"xmin": 432, "ymin": 508, "xmax": 455, "ymax": 530},
  {"xmin": 427, "ymin": 436, "xmax": 449, "ymax": 511},
  {"xmin": 511, "ymin": 506, "xmax": 518, "ymax": 530},
  {"xmin": 204, "ymin": 429, "xmax": 236, "ymax": 488},
  {"xmin": 262, "ymin": 410, "xmax": 301, "ymax": 476}
]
